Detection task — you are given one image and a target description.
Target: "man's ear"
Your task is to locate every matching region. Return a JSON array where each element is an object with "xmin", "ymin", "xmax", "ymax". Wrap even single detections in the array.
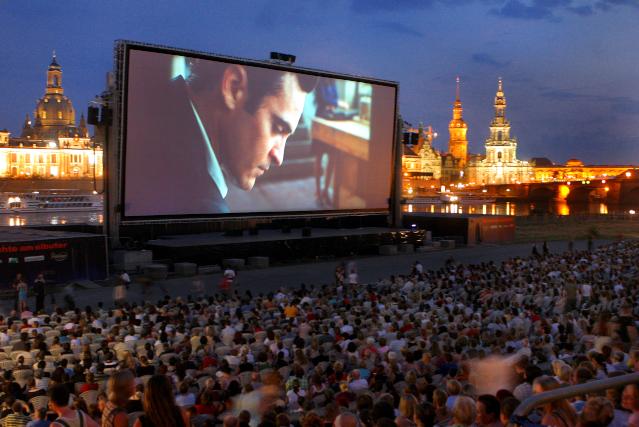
[{"xmin": 221, "ymin": 65, "xmax": 248, "ymax": 111}]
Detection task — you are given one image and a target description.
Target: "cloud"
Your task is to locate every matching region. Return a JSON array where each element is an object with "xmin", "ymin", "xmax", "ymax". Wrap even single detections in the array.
[
  {"xmin": 486, "ymin": 0, "xmax": 637, "ymax": 21},
  {"xmin": 350, "ymin": 0, "xmax": 438, "ymax": 13},
  {"xmin": 566, "ymin": 5, "xmax": 594, "ymax": 15},
  {"xmin": 349, "ymin": 0, "xmax": 639, "ymax": 21},
  {"xmin": 489, "ymin": 0, "xmax": 565, "ymax": 21},
  {"xmin": 373, "ymin": 21, "xmax": 424, "ymax": 37},
  {"xmin": 471, "ymin": 53, "xmax": 511, "ymax": 68},
  {"xmin": 540, "ymin": 88, "xmax": 639, "ymax": 115}
]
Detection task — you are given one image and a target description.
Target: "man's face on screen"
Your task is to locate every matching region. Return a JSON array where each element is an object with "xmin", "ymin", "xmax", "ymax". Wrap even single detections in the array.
[{"xmin": 222, "ymin": 73, "xmax": 307, "ymax": 191}]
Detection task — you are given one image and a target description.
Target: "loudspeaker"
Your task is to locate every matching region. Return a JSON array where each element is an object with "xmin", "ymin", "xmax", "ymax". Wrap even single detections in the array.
[
  {"xmin": 87, "ymin": 106, "xmax": 100, "ymax": 125},
  {"xmin": 302, "ymin": 227, "xmax": 312, "ymax": 237},
  {"xmin": 249, "ymin": 228, "xmax": 259, "ymax": 236}
]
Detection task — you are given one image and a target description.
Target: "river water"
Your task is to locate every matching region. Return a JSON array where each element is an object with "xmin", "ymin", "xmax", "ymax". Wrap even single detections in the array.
[
  {"xmin": 0, "ymin": 211, "xmax": 103, "ymax": 227},
  {"xmin": 403, "ymin": 200, "xmax": 639, "ymax": 216},
  {"xmin": 0, "ymin": 202, "xmax": 637, "ymax": 227}
]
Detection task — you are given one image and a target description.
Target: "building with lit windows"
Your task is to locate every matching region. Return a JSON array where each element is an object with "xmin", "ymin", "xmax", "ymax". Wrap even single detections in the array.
[
  {"xmin": 466, "ymin": 78, "xmax": 532, "ymax": 185},
  {"xmin": 402, "ymin": 124, "xmax": 441, "ymax": 195},
  {"xmin": 0, "ymin": 54, "xmax": 102, "ymax": 180}
]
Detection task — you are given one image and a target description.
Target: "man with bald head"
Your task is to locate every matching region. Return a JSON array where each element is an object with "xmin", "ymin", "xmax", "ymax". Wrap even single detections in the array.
[{"xmin": 334, "ymin": 412, "xmax": 361, "ymax": 427}]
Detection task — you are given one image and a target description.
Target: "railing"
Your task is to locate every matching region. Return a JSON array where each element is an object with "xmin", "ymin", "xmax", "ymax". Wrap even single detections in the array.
[{"xmin": 512, "ymin": 372, "xmax": 639, "ymax": 424}]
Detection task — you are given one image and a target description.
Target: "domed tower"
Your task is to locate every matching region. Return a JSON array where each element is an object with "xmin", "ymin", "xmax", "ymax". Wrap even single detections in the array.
[
  {"xmin": 484, "ymin": 78, "xmax": 516, "ymax": 164},
  {"xmin": 32, "ymin": 52, "xmax": 77, "ymax": 140},
  {"xmin": 448, "ymin": 77, "xmax": 468, "ymax": 168}
]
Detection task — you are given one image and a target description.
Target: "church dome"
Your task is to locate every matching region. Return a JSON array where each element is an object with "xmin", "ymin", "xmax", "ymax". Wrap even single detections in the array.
[{"xmin": 35, "ymin": 93, "xmax": 75, "ymax": 125}]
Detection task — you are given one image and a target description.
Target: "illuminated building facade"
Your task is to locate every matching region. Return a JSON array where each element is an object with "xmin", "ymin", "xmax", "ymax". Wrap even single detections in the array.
[
  {"xmin": 0, "ymin": 54, "xmax": 102, "ymax": 179},
  {"xmin": 533, "ymin": 158, "xmax": 633, "ymax": 182},
  {"xmin": 447, "ymin": 77, "xmax": 468, "ymax": 171},
  {"xmin": 467, "ymin": 78, "xmax": 532, "ymax": 185},
  {"xmin": 402, "ymin": 125, "xmax": 441, "ymax": 195}
]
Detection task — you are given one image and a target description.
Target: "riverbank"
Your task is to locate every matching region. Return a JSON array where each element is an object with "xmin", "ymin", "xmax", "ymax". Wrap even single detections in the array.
[{"xmin": 515, "ymin": 216, "xmax": 639, "ymax": 242}]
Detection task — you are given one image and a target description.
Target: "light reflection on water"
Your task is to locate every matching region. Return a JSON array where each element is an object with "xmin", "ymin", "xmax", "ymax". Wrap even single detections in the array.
[
  {"xmin": 1, "ymin": 211, "xmax": 104, "ymax": 226},
  {"xmin": 403, "ymin": 201, "xmax": 634, "ymax": 216}
]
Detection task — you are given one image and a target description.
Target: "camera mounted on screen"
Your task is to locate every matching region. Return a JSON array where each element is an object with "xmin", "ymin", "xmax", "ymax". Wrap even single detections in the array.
[{"xmin": 270, "ymin": 51, "xmax": 296, "ymax": 65}]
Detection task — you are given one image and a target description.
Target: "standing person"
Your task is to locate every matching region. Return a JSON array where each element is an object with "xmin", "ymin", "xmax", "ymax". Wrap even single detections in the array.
[
  {"xmin": 33, "ymin": 273, "xmax": 46, "ymax": 314},
  {"xmin": 413, "ymin": 260, "xmax": 423, "ymax": 276},
  {"xmin": 531, "ymin": 243, "xmax": 540, "ymax": 258},
  {"xmin": 347, "ymin": 261, "xmax": 358, "ymax": 286},
  {"xmin": 113, "ymin": 278, "xmax": 127, "ymax": 308},
  {"xmin": 12, "ymin": 273, "xmax": 24, "ymax": 312},
  {"xmin": 102, "ymin": 370, "xmax": 135, "ymax": 427},
  {"xmin": 133, "ymin": 375, "xmax": 188, "ymax": 427},
  {"xmin": 49, "ymin": 383, "xmax": 99, "ymax": 427},
  {"xmin": 587, "ymin": 235, "xmax": 593, "ymax": 252},
  {"xmin": 17, "ymin": 275, "xmax": 28, "ymax": 313},
  {"xmin": 542, "ymin": 241, "xmax": 549, "ymax": 256},
  {"xmin": 119, "ymin": 270, "xmax": 131, "ymax": 290},
  {"xmin": 220, "ymin": 267, "xmax": 236, "ymax": 293},
  {"xmin": 335, "ymin": 263, "xmax": 345, "ymax": 286}
]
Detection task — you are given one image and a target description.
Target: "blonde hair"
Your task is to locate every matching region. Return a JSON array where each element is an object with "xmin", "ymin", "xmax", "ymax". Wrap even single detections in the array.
[
  {"xmin": 107, "ymin": 369, "xmax": 135, "ymax": 405},
  {"xmin": 399, "ymin": 393, "xmax": 417, "ymax": 418},
  {"xmin": 452, "ymin": 396, "xmax": 476, "ymax": 426}
]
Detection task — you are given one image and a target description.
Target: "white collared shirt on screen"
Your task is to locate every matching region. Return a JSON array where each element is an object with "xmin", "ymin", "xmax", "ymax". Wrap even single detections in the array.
[{"xmin": 189, "ymin": 100, "xmax": 228, "ymax": 199}]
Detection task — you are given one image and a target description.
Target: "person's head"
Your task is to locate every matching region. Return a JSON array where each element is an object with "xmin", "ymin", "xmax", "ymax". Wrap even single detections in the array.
[
  {"xmin": 399, "ymin": 393, "xmax": 418, "ymax": 419},
  {"xmin": 432, "ymin": 389, "xmax": 448, "ymax": 410},
  {"xmin": 107, "ymin": 369, "xmax": 135, "ymax": 406},
  {"xmin": 333, "ymin": 412, "xmax": 360, "ymax": 427},
  {"xmin": 413, "ymin": 402, "xmax": 436, "ymax": 427},
  {"xmin": 224, "ymin": 415, "xmax": 239, "ymax": 427},
  {"xmin": 622, "ymin": 383, "xmax": 639, "ymax": 412},
  {"xmin": 476, "ymin": 394, "xmax": 500, "ymax": 426},
  {"xmin": 188, "ymin": 61, "xmax": 317, "ymax": 191},
  {"xmin": 579, "ymin": 396, "xmax": 614, "ymax": 427},
  {"xmin": 452, "ymin": 396, "xmax": 477, "ymax": 427},
  {"xmin": 499, "ymin": 397, "xmax": 520, "ymax": 426},
  {"xmin": 143, "ymin": 375, "xmax": 180, "ymax": 427},
  {"xmin": 49, "ymin": 383, "xmax": 70, "ymax": 413},
  {"xmin": 446, "ymin": 379, "xmax": 462, "ymax": 396},
  {"xmin": 34, "ymin": 407, "xmax": 47, "ymax": 420}
]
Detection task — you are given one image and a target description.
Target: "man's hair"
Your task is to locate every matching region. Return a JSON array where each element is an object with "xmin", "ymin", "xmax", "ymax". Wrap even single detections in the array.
[
  {"xmin": 49, "ymin": 383, "xmax": 70, "ymax": 407},
  {"xmin": 580, "ymin": 396, "xmax": 614, "ymax": 427},
  {"xmin": 189, "ymin": 60, "xmax": 317, "ymax": 114},
  {"xmin": 477, "ymin": 394, "xmax": 501, "ymax": 420},
  {"xmin": 500, "ymin": 397, "xmax": 520, "ymax": 420}
]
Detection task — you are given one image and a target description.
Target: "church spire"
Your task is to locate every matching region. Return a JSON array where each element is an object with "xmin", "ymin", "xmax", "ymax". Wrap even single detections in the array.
[
  {"xmin": 493, "ymin": 77, "xmax": 507, "ymax": 120},
  {"xmin": 448, "ymin": 76, "xmax": 468, "ymax": 169}
]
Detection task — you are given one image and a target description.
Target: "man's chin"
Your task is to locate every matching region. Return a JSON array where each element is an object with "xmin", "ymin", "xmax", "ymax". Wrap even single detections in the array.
[{"xmin": 239, "ymin": 178, "xmax": 256, "ymax": 192}]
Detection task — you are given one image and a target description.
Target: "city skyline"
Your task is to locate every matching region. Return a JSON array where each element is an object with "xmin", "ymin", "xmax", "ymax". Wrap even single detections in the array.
[{"xmin": 0, "ymin": 0, "xmax": 638, "ymax": 165}]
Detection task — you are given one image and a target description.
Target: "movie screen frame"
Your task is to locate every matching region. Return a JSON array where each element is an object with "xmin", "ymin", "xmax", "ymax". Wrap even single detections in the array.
[{"xmin": 117, "ymin": 41, "xmax": 399, "ymax": 222}]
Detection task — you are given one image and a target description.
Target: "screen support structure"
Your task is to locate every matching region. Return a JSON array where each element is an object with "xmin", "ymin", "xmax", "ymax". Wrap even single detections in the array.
[
  {"xmin": 108, "ymin": 41, "xmax": 127, "ymax": 249},
  {"xmin": 390, "ymin": 115, "xmax": 403, "ymax": 228}
]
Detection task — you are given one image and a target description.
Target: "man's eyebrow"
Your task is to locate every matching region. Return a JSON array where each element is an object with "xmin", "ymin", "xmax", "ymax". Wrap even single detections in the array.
[{"xmin": 272, "ymin": 113, "xmax": 293, "ymax": 135}]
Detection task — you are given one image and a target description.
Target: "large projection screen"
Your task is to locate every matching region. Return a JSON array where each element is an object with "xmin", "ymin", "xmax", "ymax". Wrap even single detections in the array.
[{"xmin": 121, "ymin": 44, "xmax": 398, "ymax": 219}]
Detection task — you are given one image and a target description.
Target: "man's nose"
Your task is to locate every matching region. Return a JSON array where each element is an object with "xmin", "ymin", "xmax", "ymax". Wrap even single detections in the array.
[{"xmin": 269, "ymin": 138, "xmax": 286, "ymax": 167}]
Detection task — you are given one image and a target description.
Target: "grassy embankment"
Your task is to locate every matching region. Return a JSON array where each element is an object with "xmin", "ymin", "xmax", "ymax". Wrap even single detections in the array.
[{"xmin": 514, "ymin": 216, "xmax": 639, "ymax": 243}]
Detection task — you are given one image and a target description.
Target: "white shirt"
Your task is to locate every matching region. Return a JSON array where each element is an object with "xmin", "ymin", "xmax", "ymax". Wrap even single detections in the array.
[
  {"xmin": 175, "ymin": 393, "xmax": 196, "ymax": 407},
  {"xmin": 348, "ymin": 378, "xmax": 369, "ymax": 393}
]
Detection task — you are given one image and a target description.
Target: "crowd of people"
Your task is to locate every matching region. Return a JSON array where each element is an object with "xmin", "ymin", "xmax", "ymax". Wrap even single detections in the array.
[{"xmin": 1, "ymin": 240, "xmax": 638, "ymax": 427}]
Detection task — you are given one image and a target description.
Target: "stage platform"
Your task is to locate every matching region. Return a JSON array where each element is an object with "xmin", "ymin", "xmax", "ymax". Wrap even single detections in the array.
[
  {"xmin": 146, "ymin": 227, "xmax": 423, "ymax": 266},
  {"xmin": 0, "ymin": 227, "xmax": 108, "ymax": 286}
]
